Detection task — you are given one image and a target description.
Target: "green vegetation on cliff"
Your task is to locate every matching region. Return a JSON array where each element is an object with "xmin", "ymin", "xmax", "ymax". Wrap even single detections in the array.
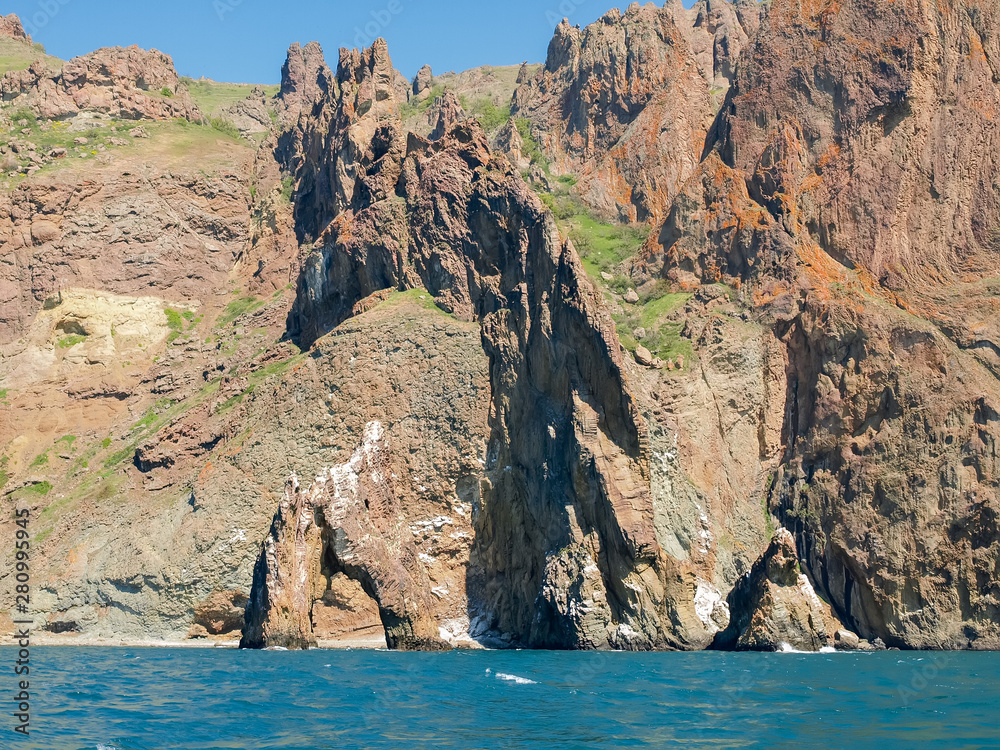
[
  {"xmin": 179, "ymin": 77, "xmax": 278, "ymax": 116},
  {"xmin": 0, "ymin": 36, "xmax": 60, "ymax": 75}
]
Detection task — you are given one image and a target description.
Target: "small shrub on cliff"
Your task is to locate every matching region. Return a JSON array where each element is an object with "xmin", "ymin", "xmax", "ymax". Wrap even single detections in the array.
[
  {"xmin": 21, "ymin": 481, "xmax": 52, "ymax": 498},
  {"xmin": 469, "ymin": 98, "xmax": 510, "ymax": 134},
  {"xmin": 514, "ymin": 118, "xmax": 548, "ymax": 170},
  {"xmin": 29, "ymin": 451, "xmax": 50, "ymax": 470},
  {"xmin": 164, "ymin": 308, "xmax": 185, "ymax": 332},
  {"xmin": 57, "ymin": 334, "xmax": 86, "ymax": 349},
  {"xmin": 164, "ymin": 308, "xmax": 186, "ymax": 344},
  {"xmin": 160, "ymin": 86, "xmax": 173, "ymax": 98},
  {"xmin": 208, "ymin": 116, "xmax": 241, "ymax": 140}
]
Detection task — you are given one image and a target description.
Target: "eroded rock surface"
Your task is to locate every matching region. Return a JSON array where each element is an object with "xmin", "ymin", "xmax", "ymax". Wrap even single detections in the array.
[
  {"xmin": 511, "ymin": 1, "xmax": 760, "ymax": 223},
  {"xmin": 2, "ymin": 0, "xmax": 999, "ymax": 654},
  {"xmin": 643, "ymin": 0, "xmax": 1000, "ymax": 649},
  {"xmin": 1, "ymin": 45, "xmax": 200, "ymax": 121},
  {"xmin": 714, "ymin": 528, "xmax": 843, "ymax": 651},
  {"xmin": 242, "ymin": 422, "xmax": 447, "ymax": 650},
  {"xmin": 0, "ymin": 13, "xmax": 28, "ymax": 40},
  {"xmin": 257, "ymin": 38, "xmax": 727, "ymax": 650}
]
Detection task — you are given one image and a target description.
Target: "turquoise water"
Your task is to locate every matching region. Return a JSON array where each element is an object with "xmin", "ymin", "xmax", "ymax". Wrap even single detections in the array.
[{"xmin": 3, "ymin": 647, "xmax": 996, "ymax": 749}]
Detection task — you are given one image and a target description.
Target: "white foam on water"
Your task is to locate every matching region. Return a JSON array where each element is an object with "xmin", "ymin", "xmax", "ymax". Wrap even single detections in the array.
[
  {"xmin": 778, "ymin": 642, "xmax": 836, "ymax": 654},
  {"xmin": 494, "ymin": 672, "xmax": 537, "ymax": 684},
  {"xmin": 778, "ymin": 642, "xmax": 806, "ymax": 653}
]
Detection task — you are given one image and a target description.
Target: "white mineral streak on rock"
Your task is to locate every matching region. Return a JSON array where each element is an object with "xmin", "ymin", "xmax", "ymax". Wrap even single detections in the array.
[
  {"xmin": 694, "ymin": 581, "xmax": 729, "ymax": 633},
  {"xmin": 616, "ymin": 623, "xmax": 643, "ymax": 642},
  {"xmin": 798, "ymin": 573, "xmax": 824, "ymax": 610}
]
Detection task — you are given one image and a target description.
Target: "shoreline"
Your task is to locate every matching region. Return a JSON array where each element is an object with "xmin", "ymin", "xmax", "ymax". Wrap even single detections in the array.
[
  {"xmin": 0, "ymin": 639, "xmax": 1000, "ymax": 655},
  {"xmin": 0, "ymin": 636, "xmax": 391, "ymax": 649}
]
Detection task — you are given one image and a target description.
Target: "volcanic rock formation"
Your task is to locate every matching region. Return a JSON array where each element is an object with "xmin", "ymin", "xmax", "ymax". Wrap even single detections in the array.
[
  {"xmin": 239, "ymin": 38, "xmax": 727, "ymax": 650},
  {"xmin": 511, "ymin": 0, "xmax": 762, "ymax": 223},
  {"xmin": 713, "ymin": 528, "xmax": 843, "ymax": 651},
  {"xmin": 1, "ymin": 45, "xmax": 200, "ymax": 121},
  {"xmin": 3, "ymin": 0, "xmax": 1000, "ymax": 653},
  {"xmin": 640, "ymin": 0, "xmax": 1000, "ymax": 649}
]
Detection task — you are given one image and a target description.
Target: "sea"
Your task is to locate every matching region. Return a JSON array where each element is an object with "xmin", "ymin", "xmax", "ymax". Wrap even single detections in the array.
[{"xmin": 2, "ymin": 647, "xmax": 996, "ymax": 749}]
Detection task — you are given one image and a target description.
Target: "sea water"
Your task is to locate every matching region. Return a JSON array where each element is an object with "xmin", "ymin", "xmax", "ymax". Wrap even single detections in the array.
[{"xmin": 3, "ymin": 647, "xmax": 996, "ymax": 749}]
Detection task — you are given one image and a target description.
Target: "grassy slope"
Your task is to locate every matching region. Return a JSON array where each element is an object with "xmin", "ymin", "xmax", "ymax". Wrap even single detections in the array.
[
  {"xmin": 538, "ymin": 178, "xmax": 697, "ymax": 365},
  {"xmin": 0, "ymin": 36, "xmax": 61, "ymax": 76},
  {"xmin": 400, "ymin": 63, "xmax": 540, "ymax": 138},
  {"xmin": 180, "ymin": 77, "xmax": 280, "ymax": 116}
]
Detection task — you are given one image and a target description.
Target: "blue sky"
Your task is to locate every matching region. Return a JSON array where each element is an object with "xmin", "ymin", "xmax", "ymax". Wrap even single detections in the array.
[{"xmin": 6, "ymin": 0, "xmax": 699, "ymax": 83}]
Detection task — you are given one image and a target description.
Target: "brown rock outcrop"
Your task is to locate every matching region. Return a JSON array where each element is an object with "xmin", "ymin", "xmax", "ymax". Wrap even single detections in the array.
[
  {"xmin": 511, "ymin": 1, "xmax": 760, "ymax": 223},
  {"xmin": 265, "ymin": 39, "xmax": 723, "ymax": 650},
  {"xmin": 276, "ymin": 37, "xmax": 403, "ymax": 244},
  {"xmin": 274, "ymin": 41, "xmax": 334, "ymax": 128},
  {"xmin": 672, "ymin": 0, "xmax": 762, "ymax": 88},
  {"xmin": 1, "ymin": 45, "xmax": 200, "ymax": 121},
  {"xmin": 713, "ymin": 529, "xmax": 843, "ymax": 651},
  {"xmin": 428, "ymin": 90, "xmax": 465, "ymax": 140},
  {"xmin": 219, "ymin": 86, "xmax": 274, "ymax": 136},
  {"xmin": 412, "ymin": 63, "xmax": 433, "ymax": 98},
  {"xmin": 242, "ymin": 422, "xmax": 447, "ymax": 650},
  {"xmin": 0, "ymin": 13, "xmax": 28, "ymax": 40},
  {"xmin": 0, "ymin": 164, "xmax": 251, "ymax": 345},
  {"xmin": 493, "ymin": 118, "xmax": 529, "ymax": 171}
]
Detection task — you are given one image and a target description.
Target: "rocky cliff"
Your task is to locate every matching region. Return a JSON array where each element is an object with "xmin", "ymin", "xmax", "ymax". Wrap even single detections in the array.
[
  {"xmin": 242, "ymin": 38, "xmax": 728, "ymax": 651},
  {"xmin": 1, "ymin": 0, "xmax": 998, "ymax": 653},
  {"xmin": 511, "ymin": 0, "xmax": 762, "ymax": 223},
  {"xmin": 638, "ymin": 0, "xmax": 1000, "ymax": 649},
  {"xmin": 1, "ymin": 45, "xmax": 201, "ymax": 121},
  {"xmin": 713, "ymin": 528, "xmax": 841, "ymax": 651}
]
